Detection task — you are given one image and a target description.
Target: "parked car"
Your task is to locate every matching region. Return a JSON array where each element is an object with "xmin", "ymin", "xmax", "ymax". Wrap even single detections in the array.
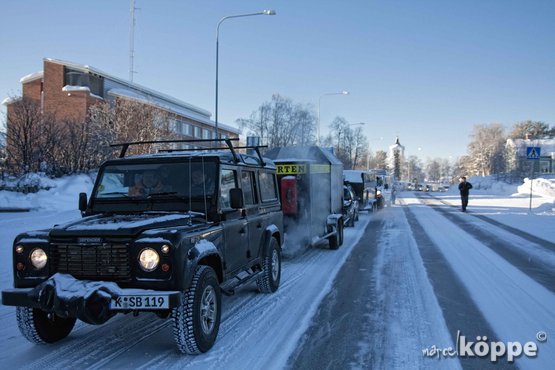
[
  {"xmin": 343, "ymin": 185, "xmax": 359, "ymax": 227},
  {"xmin": 1, "ymin": 139, "xmax": 283, "ymax": 354}
]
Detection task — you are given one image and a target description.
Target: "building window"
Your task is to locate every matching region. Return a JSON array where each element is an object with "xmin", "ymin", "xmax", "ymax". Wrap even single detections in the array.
[
  {"xmin": 174, "ymin": 120, "xmax": 182, "ymax": 134},
  {"xmin": 63, "ymin": 67, "xmax": 104, "ymax": 97},
  {"xmin": 194, "ymin": 126, "xmax": 202, "ymax": 138},
  {"xmin": 203, "ymin": 128, "xmax": 211, "ymax": 139},
  {"xmin": 183, "ymin": 123, "xmax": 192, "ymax": 136}
]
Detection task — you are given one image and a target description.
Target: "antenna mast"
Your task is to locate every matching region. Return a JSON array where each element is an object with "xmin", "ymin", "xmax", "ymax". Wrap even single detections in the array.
[{"xmin": 129, "ymin": 0, "xmax": 136, "ymax": 82}]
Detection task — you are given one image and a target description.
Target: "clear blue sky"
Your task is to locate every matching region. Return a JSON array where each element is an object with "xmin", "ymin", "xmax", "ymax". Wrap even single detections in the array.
[{"xmin": 1, "ymin": 0, "xmax": 554, "ymax": 161}]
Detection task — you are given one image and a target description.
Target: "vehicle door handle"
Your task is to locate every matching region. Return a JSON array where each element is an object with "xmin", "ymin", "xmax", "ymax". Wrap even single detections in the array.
[
  {"xmin": 256, "ymin": 223, "xmax": 262, "ymax": 229},
  {"xmin": 240, "ymin": 228, "xmax": 246, "ymax": 234}
]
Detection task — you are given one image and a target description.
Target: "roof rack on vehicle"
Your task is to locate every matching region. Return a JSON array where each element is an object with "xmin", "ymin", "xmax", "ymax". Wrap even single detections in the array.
[
  {"xmin": 110, "ymin": 138, "xmax": 269, "ymax": 166},
  {"xmin": 111, "ymin": 138, "xmax": 240, "ymax": 160},
  {"xmin": 158, "ymin": 145, "xmax": 268, "ymax": 166}
]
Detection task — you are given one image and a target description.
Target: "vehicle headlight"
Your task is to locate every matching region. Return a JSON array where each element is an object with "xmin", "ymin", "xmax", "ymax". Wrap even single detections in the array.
[
  {"xmin": 139, "ymin": 248, "xmax": 160, "ymax": 272},
  {"xmin": 30, "ymin": 248, "xmax": 47, "ymax": 269}
]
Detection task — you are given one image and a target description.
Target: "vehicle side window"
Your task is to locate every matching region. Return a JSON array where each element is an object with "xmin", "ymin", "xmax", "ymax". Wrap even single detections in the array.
[
  {"xmin": 259, "ymin": 172, "xmax": 278, "ymax": 202},
  {"xmin": 220, "ymin": 169, "xmax": 237, "ymax": 209},
  {"xmin": 241, "ymin": 171, "xmax": 257, "ymax": 206}
]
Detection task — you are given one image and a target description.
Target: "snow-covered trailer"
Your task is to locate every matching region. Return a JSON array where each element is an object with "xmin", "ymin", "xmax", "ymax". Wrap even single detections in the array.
[
  {"xmin": 265, "ymin": 146, "xmax": 344, "ymax": 249},
  {"xmin": 343, "ymin": 170, "xmax": 379, "ymax": 211}
]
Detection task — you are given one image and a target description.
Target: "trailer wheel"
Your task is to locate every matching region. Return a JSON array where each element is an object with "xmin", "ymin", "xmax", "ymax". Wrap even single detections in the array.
[
  {"xmin": 16, "ymin": 307, "xmax": 76, "ymax": 344},
  {"xmin": 328, "ymin": 222, "xmax": 344, "ymax": 250},
  {"xmin": 172, "ymin": 265, "xmax": 221, "ymax": 354}
]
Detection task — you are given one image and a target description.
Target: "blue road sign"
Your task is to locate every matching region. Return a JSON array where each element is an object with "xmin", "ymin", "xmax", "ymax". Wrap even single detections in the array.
[{"xmin": 526, "ymin": 147, "xmax": 541, "ymax": 160}]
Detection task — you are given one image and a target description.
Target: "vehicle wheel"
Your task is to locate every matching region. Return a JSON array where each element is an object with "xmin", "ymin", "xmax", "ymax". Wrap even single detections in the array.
[
  {"xmin": 355, "ymin": 209, "xmax": 359, "ymax": 222},
  {"xmin": 350, "ymin": 213, "xmax": 356, "ymax": 227},
  {"xmin": 328, "ymin": 222, "xmax": 343, "ymax": 250},
  {"xmin": 256, "ymin": 237, "xmax": 281, "ymax": 293},
  {"xmin": 16, "ymin": 307, "xmax": 76, "ymax": 344},
  {"xmin": 338, "ymin": 222, "xmax": 344, "ymax": 246},
  {"xmin": 172, "ymin": 265, "xmax": 221, "ymax": 354}
]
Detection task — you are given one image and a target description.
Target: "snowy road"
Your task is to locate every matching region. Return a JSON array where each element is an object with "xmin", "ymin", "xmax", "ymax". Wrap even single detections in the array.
[
  {"xmin": 0, "ymin": 209, "xmax": 371, "ymax": 369},
  {"xmin": 1, "ymin": 191, "xmax": 554, "ymax": 369},
  {"xmin": 289, "ymin": 194, "xmax": 554, "ymax": 370}
]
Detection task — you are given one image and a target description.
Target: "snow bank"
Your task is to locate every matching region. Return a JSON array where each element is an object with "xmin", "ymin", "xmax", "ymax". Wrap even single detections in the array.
[
  {"xmin": 0, "ymin": 174, "xmax": 94, "ymax": 211},
  {"xmin": 467, "ymin": 176, "xmax": 519, "ymax": 195},
  {"xmin": 518, "ymin": 177, "xmax": 555, "ymax": 198}
]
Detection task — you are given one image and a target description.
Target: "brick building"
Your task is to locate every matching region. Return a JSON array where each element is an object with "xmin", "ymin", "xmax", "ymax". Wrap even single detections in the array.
[{"xmin": 2, "ymin": 58, "xmax": 240, "ymax": 149}]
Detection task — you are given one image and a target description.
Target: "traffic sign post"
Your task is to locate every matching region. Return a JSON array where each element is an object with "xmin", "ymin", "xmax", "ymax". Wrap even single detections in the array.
[{"xmin": 526, "ymin": 147, "xmax": 541, "ymax": 213}]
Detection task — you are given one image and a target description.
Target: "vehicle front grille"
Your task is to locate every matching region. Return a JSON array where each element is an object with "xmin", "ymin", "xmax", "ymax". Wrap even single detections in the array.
[{"xmin": 51, "ymin": 243, "xmax": 131, "ymax": 282}]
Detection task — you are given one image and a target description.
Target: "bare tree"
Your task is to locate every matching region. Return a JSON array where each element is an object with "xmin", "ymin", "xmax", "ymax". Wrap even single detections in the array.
[
  {"xmin": 3, "ymin": 97, "xmax": 62, "ymax": 174},
  {"xmin": 403, "ymin": 155, "xmax": 424, "ymax": 183},
  {"xmin": 237, "ymin": 94, "xmax": 317, "ymax": 149},
  {"xmin": 88, "ymin": 99, "xmax": 175, "ymax": 159},
  {"xmin": 425, "ymin": 158, "xmax": 441, "ymax": 182},
  {"xmin": 351, "ymin": 127, "xmax": 368, "ymax": 169},
  {"xmin": 374, "ymin": 150, "xmax": 388, "ymax": 170}
]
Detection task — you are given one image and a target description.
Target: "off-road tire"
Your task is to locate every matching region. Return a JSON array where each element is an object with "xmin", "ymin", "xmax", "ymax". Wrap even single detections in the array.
[
  {"xmin": 355, "ymin": 209, "xmax": 359, "ymax": 221},
  {"xmin": 328, "ymin": 222, "xmax": 344, "ymax": 250},
  {"xmin": 256, "ymin": 238, "xmax": 281, "ymax": 293},
  {"xmin": 16, "ymin": 307, "xmax": 76, "ymax": 344},
  {"xmin": 172, "ymin": 265, "xmax": 221, "ymax": 354}
]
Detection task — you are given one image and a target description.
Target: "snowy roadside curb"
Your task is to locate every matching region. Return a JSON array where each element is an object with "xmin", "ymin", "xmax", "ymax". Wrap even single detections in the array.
[{"xmin": 275, "ymin": 215, "xmax": 372, "ymax": 368}]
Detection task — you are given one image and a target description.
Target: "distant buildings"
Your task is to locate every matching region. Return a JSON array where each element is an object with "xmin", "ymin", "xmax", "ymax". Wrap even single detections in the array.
[
  {"xmin": 387, "ymin": 136, "xmax": 405, "ymax": 177},
  {"xmin": 505, "ymin": 138, "xmax": 555, "ymax": 174},
  {"xmin": 3, "ymin": 58, "xmax": 240, "ymax": 149}
]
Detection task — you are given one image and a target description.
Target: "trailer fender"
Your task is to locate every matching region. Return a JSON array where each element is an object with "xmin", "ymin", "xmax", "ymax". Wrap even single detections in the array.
[{"xmin": 326, "ymin": 213, "xmax": 343, "ymax": 229}]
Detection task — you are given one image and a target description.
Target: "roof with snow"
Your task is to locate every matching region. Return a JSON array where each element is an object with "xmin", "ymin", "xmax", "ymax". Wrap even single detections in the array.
[
  {"xmin": 19, "ymin": 71, "xmax": 43, "ymax": 84},
  {"xmin": 44, "ymin": 58, "xmax": 240, "ymax": 134},
  {"xmin": 506, "ymin": 138, "xmax": 555, "ymax": 156},
  {"xmin": 265, "ymin": 146, "xmax": 343, "ymax": 166}
]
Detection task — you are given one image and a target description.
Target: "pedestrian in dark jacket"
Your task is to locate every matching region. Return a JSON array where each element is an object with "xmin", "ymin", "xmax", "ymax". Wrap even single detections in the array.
[{"xmin": 458, "ymin": 176, "xmax": 473, "ymax": 212}]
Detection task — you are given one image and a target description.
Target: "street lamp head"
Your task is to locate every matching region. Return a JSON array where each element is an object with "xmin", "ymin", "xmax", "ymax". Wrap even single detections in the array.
[{"xmin": 263, "ymin": 9, "xmax": 277, "ymax": 15}]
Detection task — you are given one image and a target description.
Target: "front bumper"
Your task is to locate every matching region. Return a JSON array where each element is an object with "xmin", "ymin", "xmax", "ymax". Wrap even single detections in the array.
[
  {"xmin": 2, "ymin": 288, "xmax": 182, "ymax": 309},
  {"xmin": 2, "ymin": 274, "xmax": 181, "ymax": 325}
]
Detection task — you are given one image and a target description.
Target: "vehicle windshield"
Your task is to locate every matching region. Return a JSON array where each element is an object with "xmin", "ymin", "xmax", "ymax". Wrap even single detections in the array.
[{"xmin": 94, "ymin": 161, "xmax": 217, "ymax": 201}]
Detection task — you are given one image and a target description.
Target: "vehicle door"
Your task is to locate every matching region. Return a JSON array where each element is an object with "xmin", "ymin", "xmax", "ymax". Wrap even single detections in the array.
[
  {"xmin": 241, "ymin": 169, "xmax": 264, "ymax": 262},
  {"xmin": 220, "ymin": 168, "xmax": 249, "ymax": 274}
]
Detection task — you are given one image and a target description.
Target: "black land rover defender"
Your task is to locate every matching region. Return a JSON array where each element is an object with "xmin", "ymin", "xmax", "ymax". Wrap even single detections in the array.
[{"xmin": 1, "ymin": 139, "xmax": 283, "ymax": 354}]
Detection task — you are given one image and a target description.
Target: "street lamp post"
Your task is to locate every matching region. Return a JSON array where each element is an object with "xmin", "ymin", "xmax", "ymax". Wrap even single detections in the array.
[
  {"xmin": 317, "ymin": 90, "xmax": 349, "ymax": 145},
  {"xmin": 215, "ymin": 10, "xmax": 276, "ymax": 140}
]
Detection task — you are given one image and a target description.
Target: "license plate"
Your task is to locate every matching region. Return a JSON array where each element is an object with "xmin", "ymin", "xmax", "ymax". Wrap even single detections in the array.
[{"xmin": 110, "ymin": 295, "xmax": 169, "ymax": 310}]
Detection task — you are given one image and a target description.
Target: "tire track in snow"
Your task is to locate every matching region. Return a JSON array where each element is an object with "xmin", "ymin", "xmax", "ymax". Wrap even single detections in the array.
[
  {"xmin": 422, "ymin": 193, "xmax": 555, "ymax": 251},
  {"xmin": 18, "ymin": 313, "xmax": 168, "ymax": 370},
  {"xmin": 133, "ymin": 249, "xmax": 324, "ymax": 370},
  {"xmin": 403, "ymin": 195, "xmax": 555, "ymax": 369},
  {"xmin": 416, "ymin": 194, "xmax": 555, "ymax": 294},
  {"xmin": 400, "ymin": 198, "xmax": 512, "ymax": 370}
]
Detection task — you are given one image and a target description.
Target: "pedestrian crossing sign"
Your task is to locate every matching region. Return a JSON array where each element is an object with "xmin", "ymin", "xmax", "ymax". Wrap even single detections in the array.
[{"xmin": 526, "ymin": 147, "xmax": 541, "ymax": 160}]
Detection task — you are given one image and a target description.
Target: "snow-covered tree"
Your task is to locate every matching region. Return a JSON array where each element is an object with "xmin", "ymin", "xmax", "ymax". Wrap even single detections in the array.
[
  {"xmin": 508, "ymin": 120, "xmax": 553, "ymax": 140},
  {"xmin": 466, "ymin": 123, "xmax": 506, "ymax": 176}
]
